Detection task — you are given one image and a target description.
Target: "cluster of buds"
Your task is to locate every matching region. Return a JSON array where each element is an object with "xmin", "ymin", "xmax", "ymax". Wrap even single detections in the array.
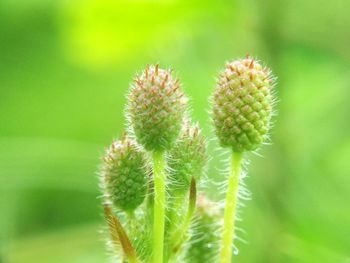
[
  {"xmin": 100, "ymin": 65, "xmax": 208, "ymax": 263},
  {"xmin": 99, "ymin": 58, "xmax": 275, "ymax": 263}
]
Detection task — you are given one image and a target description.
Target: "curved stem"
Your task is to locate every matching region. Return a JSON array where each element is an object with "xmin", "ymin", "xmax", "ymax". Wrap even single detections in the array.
[
  {"xmin": 152, "ymin": 151, "xmax": 166, "ymax": 263},
  {"xmin": 219, "ymin": 152, "xmax": 243, "ymax": 263},
  {"xmin": 103, "ymin": 205, "xmax": 139, "ymax": 263}
]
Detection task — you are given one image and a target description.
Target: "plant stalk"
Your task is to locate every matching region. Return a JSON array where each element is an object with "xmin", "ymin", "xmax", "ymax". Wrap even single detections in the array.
[
  {"xmin": 152, "ymin": 151, "xmax": 166, "ymax": 263},
  {"xmin": 219, "ymin": 152, "xmax": 243, "ymax": 263},
  {"xmin": 170, "ymin": 177, "xmax": 197, "ymax": 256}
]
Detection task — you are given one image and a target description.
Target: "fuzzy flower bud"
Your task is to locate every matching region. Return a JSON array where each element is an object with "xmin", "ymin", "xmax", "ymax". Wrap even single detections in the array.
[
  {"xmin": 212, "ymin": 58, "xmax": 274, "ymax": 152},
  {"xmin": 127, "ymin": 65, "xmax": 188, "ymax": 151},
  {"xmin": 101, "ymin": 137, "xmax": 148, "ymax": 212},
  {"xmin": 168, "ymin": 121, "xmax": 207, "ymax": 194},
  {"xmin": 185, "ymin": 194, "xmax": 220, "ymax": 263}
]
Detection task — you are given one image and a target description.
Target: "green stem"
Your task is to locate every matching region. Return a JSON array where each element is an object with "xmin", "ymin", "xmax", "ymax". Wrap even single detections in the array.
[
  {"xmin": 167, "ymin": 193, "xmax": 185, "ymax": 235},
  {"xmin": 170, "ymin": 177, "xmax": 197, "ymax": 256},
  {"xmin": 219, "ymin": 152, "xmax": 243, "ymax": 263},
  {"xmin": 127, "ymin": 211, "xmax": 137, "ymax": 235},
  {"xmin": 146, "ymin": 173, "xmax": 154, "ymax": 234},
  {"xmin": 164, "ymin": 194, "xmax": 184, "ymax": 262},
  {"xmin": 152, "ymin": 151, "xmax": 166, "ymax": 263}
]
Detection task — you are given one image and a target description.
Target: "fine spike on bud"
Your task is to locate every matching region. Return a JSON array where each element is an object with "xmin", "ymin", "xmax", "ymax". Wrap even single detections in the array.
[
  {"xmin": 212, "ymin": 58, "xmax": 275, "ymax": 152},
  {"xmin": 101, "ymin": 137, "xmax": 148, "ymax": 212},
  {"xmin": 168, "ymin": 120, "xmax": 208, "ymax": 194},
  {"xmin": 127, "ymin": 65, "xmax": 188, "ymax": 151}
]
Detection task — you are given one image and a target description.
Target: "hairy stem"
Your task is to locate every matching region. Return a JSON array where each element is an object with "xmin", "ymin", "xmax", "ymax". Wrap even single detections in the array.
[
  {"xmin": 164, "ymin": 194, "xmax": 184, "ymax": 263},
  {"xmin": 170, "ymin": 177, "xmax": 197, "ymax": 256},
  {"xmin": 220, "ymin": 152, "xmax": 243, "ymax": 263},
  {"xmin": 152, "ymin": 151, "xmax": 166, "ymax": 263}
]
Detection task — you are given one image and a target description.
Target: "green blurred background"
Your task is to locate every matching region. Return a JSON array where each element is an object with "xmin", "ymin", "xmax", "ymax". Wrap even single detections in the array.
[{"xmin": 1, "ymin": 0, "xmax": 350, "ymax": 262}]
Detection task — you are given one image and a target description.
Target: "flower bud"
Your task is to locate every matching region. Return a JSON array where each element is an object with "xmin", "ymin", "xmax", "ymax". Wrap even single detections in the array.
[
  {"xmin": 212, "ymin": 58, "xmax": 274, "ymax": 152},
  {"xmin": 185, "ymin": 194, "xmax": 220, "ymax": 263},
  {"xmin": 101, "ymin": 137, "xmax": 148, "ymax": 212},
  {"xmin": 127, "ymin": 65, "xmax": 188, "ymax": 151},
  {"xmin": 168, "ymin": 120, "xmax": 207, "ymax": 194}
]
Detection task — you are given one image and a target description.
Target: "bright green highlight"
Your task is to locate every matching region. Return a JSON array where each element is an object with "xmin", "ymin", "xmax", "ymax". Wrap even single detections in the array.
[
  {"xmin": 152, "ymin": 151, "xmax": 166, "ymax": 263},
  {"xmin": 220, "ymin": 152, "xmax": 243, "ymax": 263}
]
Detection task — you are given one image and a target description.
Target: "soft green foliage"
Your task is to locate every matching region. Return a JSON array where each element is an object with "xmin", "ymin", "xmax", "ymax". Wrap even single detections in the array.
[
  {"xmin": 101, "ymin": 137, "xmax": 148, "ymax": 212},
  {"xmin": 127, "ymin": 65, "xmax": 188, "ymax": 151},
  {"xmin": 213, "ymin": 58, "xmax": 274, "ymax": 152}
]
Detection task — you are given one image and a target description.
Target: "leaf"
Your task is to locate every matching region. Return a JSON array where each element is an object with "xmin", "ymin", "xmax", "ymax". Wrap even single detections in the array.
[{"xmin": 103, "ymin": 204, "xmax": 139, "ymax": 263}]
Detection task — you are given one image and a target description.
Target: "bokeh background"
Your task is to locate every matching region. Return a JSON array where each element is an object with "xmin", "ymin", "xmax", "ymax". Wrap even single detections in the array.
[{"xmin": 1, "ymin": 0, "xmax": 350, "ymax": 262}]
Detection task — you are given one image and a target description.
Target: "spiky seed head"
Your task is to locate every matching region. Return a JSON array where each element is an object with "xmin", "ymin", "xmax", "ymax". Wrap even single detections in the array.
[
  {"xmin": 101, "ymin": 136, "xmax": 148, "ymax": 212},
  {"xmin": 168, "ymin": 120, "xmax": 207, "ymax": 194},
  {"xmin": 212, "ymin": 57, "xmax": 275, "ymax": 152},
  {"xmin": 185, "ymin": 194, "xmax": 220, "ymax": 263},
  {"xmin": 127, "ymin": 65, "xmax": 188, "ymax": 151}
]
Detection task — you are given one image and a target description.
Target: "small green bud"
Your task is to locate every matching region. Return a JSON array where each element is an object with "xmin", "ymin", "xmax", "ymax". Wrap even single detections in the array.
[
  {"xmin": 212, "ymin": 58, "xmax": 274, "ymax": 152},
  {"xmin": 168, "ymin": 120, "xmax": 207, "ymax": 194},
  {"xmin": 127, "ymin": 65, "xmax": 188, "ymax": 151},
  {"xmin": 101, "ymin": 137, "xmax": 148, "ymax": 212},
  {"xmin": 185, "ymin": 194, "xmax": 220, "ymax": 263}
]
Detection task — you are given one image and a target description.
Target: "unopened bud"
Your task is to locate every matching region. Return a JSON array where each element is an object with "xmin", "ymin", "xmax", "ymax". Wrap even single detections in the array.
[
  {"xmin": 212, "ymin": 58, "xmax": 274, "ymax": 152},
  {"xmin": 127, "ymin": 65, "xmax": 188, "ymax": 151}
]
